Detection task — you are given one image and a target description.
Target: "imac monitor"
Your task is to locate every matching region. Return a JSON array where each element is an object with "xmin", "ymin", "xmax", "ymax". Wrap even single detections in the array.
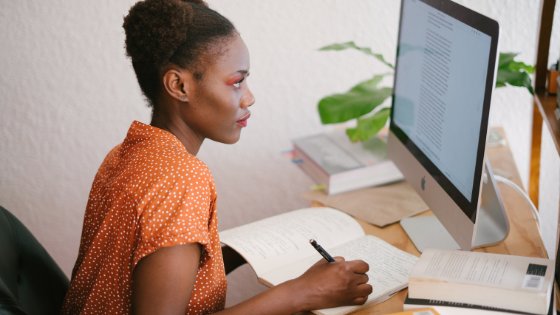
[{"xmin": 387, "ymin": 0, "xmax": 508, "ymax": 251}]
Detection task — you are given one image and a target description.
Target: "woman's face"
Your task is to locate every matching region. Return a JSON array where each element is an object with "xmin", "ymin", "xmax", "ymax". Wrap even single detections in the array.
[{"xmin": 181, "ymin": 34, "xmax": 255, "ymax": 144}]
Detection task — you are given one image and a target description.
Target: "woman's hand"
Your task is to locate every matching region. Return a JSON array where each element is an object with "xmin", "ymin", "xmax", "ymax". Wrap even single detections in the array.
[
  {"xmin": 214, "ymin": 256, "xmax": 371, "ymax": 315},
  {"xmin": 290, "ymin": 257, "xmax": 373, "ymax": 311}
]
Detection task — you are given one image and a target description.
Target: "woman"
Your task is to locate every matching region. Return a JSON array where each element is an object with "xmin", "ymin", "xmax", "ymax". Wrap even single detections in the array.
[{"xmin": 62, "ymin": 0, "xmax": 372, "ymax": 314}]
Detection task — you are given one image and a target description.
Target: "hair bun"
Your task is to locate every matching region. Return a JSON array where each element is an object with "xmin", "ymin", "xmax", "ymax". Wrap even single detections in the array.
[{"xmin": 123, "ymin": 0, "xmax": 203, "ymax": 67}]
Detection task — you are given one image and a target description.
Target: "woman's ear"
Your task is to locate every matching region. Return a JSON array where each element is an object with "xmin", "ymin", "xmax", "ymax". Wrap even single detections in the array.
[{"xmin": 162, "ymin": 67, "xmax": 191, "ymax": 103}]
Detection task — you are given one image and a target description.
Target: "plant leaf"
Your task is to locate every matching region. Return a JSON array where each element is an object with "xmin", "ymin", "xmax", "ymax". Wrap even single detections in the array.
[
  {"xmin": 496, "ymin": 70, "xmax": 534, "ymax": 95},
  {"xmin": 346, "ymin": 107, "xmax": 391, "ymax": 142},
  {"xmin": 319, "ymin": 41, "xmax": 394, "ymax": 69},
  {"xmin": 499, "ymin": 53, "xmax": 535, "ymax": 73},
  {"xmin": 318, "ymin": 83, "xmax": 392, "ymax": 124},
  {"xmin": 498, "ymin": 52, "xmax": 518, "ymax": 68},
  {"xmin": 496, "ymin": 52, "xmax": 535, "ymax": 95},
  {"xmin": 349, "ymin": 74, "xmax": 388, "ymax": 93}
]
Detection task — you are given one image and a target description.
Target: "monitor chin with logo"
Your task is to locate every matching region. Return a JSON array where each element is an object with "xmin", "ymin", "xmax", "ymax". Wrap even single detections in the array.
[{"xmin": 387, "ymin": 0, "xmax": 508, "ymax": 252}]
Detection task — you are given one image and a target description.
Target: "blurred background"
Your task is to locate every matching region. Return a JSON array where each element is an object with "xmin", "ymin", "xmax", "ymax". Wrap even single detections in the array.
[{"xmin": 1, "ymin": 0, "xmax": 559, "ymax": 306}]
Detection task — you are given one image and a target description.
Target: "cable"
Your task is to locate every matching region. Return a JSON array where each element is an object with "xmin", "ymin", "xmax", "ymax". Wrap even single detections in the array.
[{"xmin": 493, "ymin": 174, "xmax": 540, "ymax": 231}]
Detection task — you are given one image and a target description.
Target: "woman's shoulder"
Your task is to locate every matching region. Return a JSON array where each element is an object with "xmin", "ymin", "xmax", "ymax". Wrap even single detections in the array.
[
  {"xmin": 140, "ymin": 133, "xmax": 212, "ymax": 180},
  {"xmin": 117, "ymin": 122, "xmax": 213, "ymax": 186}
]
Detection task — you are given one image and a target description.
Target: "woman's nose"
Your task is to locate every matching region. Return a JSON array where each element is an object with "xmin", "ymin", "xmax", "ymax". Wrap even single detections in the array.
[{"xmin": 242, "ymin": 88, "xmax": 255, "ymax": 108}]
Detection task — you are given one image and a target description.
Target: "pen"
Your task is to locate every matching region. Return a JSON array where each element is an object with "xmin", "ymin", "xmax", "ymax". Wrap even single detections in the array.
[{"xmin": 309, "ymin": 239, "xmax": 335, "ymax": 263}]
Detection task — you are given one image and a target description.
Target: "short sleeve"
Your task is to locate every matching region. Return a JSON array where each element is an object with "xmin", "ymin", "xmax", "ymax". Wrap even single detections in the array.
[{"xmin": 131, "ymin": 159, "xmax": 214, "ymax": 269}]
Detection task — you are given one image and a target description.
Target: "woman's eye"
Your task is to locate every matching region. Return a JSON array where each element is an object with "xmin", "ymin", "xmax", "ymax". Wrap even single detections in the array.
[{"xmin": 233, "ymin": 77, "xmax": 245, "ymax": 89}]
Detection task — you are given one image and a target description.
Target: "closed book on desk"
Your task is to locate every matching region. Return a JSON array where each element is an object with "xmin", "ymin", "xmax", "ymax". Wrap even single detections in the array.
[
  {"xmin": 220, "ymin": 207, "xmax": 418, "ymax": 315},
  {"xmin": 291, "ymin": 130, "xmax": 403, "ymax": 195},
  {"xmin": 408, "ymin": 249, "xmax": 554, "ymax": 315}
]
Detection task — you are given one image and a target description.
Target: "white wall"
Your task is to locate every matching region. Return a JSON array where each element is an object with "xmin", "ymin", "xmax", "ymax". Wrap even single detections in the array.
[{"xmin": 1, "ymin": 0, "xmax": 558, "ymax": 306}]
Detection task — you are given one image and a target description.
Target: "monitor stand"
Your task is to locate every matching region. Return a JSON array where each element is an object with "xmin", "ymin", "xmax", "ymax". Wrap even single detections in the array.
[{"xmin": 400, "ymin": 160, "xmax": 510, "ymax": 253}]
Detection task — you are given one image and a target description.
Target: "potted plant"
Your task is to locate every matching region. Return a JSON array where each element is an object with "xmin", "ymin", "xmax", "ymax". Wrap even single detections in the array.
[{"xmin": 317, "ymin": 41, "xmax": 535, "ymax": 142}]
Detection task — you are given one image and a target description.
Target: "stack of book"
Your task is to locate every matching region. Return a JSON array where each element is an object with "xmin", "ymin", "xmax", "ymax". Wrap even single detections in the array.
[
  {"xmin": 291, "ymin": 129, "xmax": 403, "ymax": 195},
  {"xmin": 404, "ymin": 249, "xmax": 555, "ymax": 315}
]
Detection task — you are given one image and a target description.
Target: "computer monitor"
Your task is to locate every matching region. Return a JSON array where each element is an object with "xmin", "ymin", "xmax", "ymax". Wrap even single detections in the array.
[{"xmin": 387, "ymin": 0, "xmax": 509, "ymax": 251}]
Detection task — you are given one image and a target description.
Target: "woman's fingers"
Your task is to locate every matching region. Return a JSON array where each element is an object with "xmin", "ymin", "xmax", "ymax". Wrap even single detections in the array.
[
  {"xmin": 354, "ymin": 272, "xmax": 369, "ymax": 285},
  {"xmin": 352, "ymin": 283, "xmax": 373, "ymax": 305},
  {"xmin": 346, "ymin": 259, "xmax": 370, "ymax": 274}
]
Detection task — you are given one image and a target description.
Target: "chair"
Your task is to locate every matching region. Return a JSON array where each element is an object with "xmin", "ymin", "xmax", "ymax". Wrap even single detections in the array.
[{"xmin": 0, "ymin": 206, "xmax": 69, "ymax": 315}]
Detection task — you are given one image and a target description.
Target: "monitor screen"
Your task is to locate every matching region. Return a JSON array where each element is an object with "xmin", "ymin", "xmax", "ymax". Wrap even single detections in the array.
[
  {"xmin": 388, "ymin": 0, "xmax": 499, "ymax": 252},
  {"xmin": 390, "ymin": 0, "xmax": 498, "ymax": 223}
]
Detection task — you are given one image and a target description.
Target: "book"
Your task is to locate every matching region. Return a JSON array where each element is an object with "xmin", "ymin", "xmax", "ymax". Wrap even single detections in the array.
[
  {"xmin": 219, "ymin": 207, "xmax": 419, "ymax": 315},
  {"xmin": 291, "ymin": 130, "xmax": 403, "ymax": 195},
  {"xmin": 403, "ymin": 294, "xmax": 554, "ymax": 315},
  {"xmin": 407, "ymin": 248, "xmax": 555, "ymax": 315}
]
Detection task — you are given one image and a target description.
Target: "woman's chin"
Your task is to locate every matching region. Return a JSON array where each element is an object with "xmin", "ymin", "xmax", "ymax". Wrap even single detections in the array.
[{"xmin": 213, "ymin": 132, "xmax": 241, "ymax": 145}]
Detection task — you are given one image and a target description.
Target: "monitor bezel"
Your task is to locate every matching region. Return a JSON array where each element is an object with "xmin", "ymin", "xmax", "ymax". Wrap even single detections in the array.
[{"xmin": 389, "ymin": 0, "xmax": 499, "ymax": 223}]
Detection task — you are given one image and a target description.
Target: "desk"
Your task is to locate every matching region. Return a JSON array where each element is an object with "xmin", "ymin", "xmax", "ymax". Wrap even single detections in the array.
[{"xmin": 315, "ymin": 130, "xmax": 548, "ymax": 315}]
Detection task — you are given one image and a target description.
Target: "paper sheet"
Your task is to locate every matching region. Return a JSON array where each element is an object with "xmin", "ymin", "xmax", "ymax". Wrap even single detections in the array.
[{"xmin": 303, "ymin": 181, "xmax": 428, "ymax": 227}]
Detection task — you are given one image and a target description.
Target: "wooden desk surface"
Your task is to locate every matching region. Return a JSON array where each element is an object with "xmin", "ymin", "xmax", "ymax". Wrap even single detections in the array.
[{"xmin": 346, "ymin": 133, "xmax": 548, "ymax": 315}]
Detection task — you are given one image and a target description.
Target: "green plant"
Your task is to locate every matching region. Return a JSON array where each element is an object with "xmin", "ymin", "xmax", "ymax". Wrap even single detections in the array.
[{"xmin": 317, "ymin": 41, "xmax": 535, "ymax": 142}]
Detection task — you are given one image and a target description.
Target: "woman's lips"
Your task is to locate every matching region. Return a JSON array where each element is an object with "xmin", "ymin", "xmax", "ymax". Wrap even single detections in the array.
[{"xmin": 237, "ymin": 112, "xmax": 251, "ymax": 127}]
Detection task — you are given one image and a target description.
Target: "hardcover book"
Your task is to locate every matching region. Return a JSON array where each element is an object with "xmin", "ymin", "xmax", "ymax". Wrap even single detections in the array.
[
  {"xmin": 407, "ymin": 249, "xmax": 555, "ymax": 315},
  {"xmin": 291, "ymin": 130, "xmax": 403, "ymax": 195}
]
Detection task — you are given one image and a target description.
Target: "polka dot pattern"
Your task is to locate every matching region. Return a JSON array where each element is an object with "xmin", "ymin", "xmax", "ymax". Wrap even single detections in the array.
[{"xmin": 62, "ymin": 121, "xmax": 226, "ymax": 314}]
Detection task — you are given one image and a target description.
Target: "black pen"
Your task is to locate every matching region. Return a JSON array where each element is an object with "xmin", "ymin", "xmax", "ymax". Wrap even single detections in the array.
[{"xmin": 309, "ymin": 239, "xmax": 335, "ymax": 263}]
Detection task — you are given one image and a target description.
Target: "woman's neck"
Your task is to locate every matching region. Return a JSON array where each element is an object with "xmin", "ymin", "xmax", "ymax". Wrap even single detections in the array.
[{"xmin": 150, "ymin": 110, "xmax": 203, "ymax": 156}]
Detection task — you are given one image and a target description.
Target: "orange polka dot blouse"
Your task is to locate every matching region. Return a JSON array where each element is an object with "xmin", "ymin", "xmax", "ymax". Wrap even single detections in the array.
[{"xmin": 62, "ymin": 121, "xmax": 227, "ymax": 314}]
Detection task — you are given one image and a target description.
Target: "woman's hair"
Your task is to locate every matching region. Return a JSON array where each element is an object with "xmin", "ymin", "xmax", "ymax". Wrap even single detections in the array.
[{"xmin": 123, "ymin": 0, "xmax": 236, "ymax": 107}]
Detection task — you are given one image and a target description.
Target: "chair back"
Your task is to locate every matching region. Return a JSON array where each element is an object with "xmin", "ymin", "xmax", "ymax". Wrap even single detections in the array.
[{"xmin": 0, "ymin": 206, "xmax": 69, "ymax": 315}]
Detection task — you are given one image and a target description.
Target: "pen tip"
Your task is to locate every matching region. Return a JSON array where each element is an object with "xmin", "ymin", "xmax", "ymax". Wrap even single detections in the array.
[{"xmin": 309, "ymin": 239, "xmax": 315, "ymax": 244}]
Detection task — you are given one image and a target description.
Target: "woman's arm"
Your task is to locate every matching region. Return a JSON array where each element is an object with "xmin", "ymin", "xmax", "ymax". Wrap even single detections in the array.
[
  {"xmin": 216, "ymin": 257, "xmax": 372, "ymax": 315},
  {"xmin": 133, "ymin": 246, "xmax": 371, "ymax": 315},
  {"xmin": 132, "ymin": 243, "xmax": 201, "ymax": 315}
]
